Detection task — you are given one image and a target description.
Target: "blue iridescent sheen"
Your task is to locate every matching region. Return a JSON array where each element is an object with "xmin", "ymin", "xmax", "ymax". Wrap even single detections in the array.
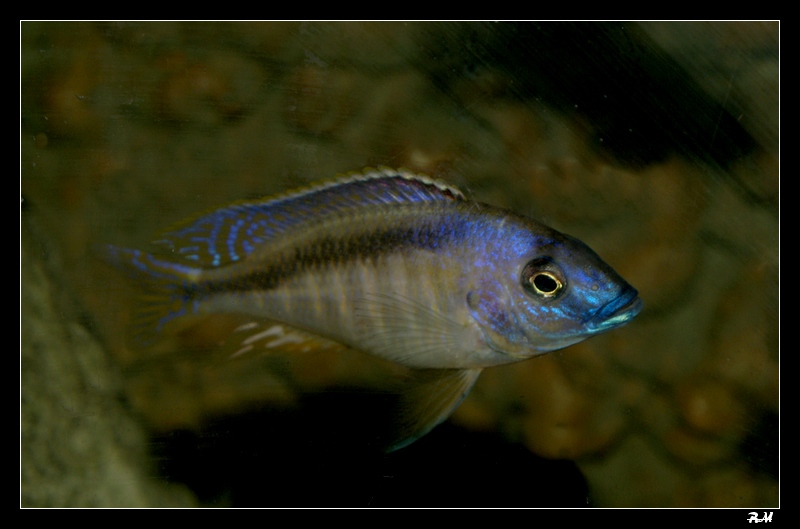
[
  {"xmin": 103, "ymin": 168, "xmax": 642, "ymax": 450},
  {"xmin": 109, "ymin": 170, "xmax": 641, "ymax": 367}
]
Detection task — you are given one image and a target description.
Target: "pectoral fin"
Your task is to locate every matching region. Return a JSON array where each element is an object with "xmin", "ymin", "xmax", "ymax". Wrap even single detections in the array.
[{"xmin": 354, "ymin": 292, "xmax": 471, "ymax": 368}]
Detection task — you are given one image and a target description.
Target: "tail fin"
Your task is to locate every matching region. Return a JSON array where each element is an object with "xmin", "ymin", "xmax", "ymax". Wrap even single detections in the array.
[{"xmin": 102, "ymin": 244, "xmax": 201, "ymax": 346}]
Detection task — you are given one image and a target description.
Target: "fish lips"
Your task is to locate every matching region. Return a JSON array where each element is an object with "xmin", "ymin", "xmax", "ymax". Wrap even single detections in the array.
[{"xmin": 587, "ymin": 286, "xmax": 643, "ymax": 331}]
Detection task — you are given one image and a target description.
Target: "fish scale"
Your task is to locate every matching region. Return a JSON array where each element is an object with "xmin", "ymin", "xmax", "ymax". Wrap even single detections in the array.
[{"xmin": 190, "ymin": 203, "xmax": 474, "ymax": 361}]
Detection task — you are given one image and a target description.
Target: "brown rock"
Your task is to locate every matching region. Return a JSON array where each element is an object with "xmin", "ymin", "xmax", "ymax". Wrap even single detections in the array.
[{"xmin": 676, "ymin": 378, "xmax": 748, "ymax": 436}]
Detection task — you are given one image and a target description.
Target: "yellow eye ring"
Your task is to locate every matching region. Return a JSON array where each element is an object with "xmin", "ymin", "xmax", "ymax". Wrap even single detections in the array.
[
  {"xmin": 529, "ymin": 271, "xmax": 563, "ymax": 297},
  {"xmin": 521, "ymin": 258, "xmax": 566, "ymax": 299}
]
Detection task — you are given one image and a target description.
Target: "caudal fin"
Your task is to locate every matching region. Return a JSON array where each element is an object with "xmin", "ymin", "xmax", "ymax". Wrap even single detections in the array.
[{"xmin": 102, "ymin": 244, "xmax": 201, "ymax": 346}]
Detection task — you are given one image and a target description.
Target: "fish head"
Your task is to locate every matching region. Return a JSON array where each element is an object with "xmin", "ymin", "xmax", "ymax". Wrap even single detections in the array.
[{"xmin": 467, "ymin": 221, "xmax": 642, "ymax": 363}]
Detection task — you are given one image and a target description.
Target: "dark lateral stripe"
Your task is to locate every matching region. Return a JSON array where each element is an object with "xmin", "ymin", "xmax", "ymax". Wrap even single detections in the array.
[{"xmin": 186, "ymin": 213, "xmax": 467, "ymax": 299}]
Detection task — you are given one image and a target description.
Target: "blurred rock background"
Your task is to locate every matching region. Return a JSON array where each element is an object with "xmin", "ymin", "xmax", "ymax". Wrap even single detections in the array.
[{"xmin": 21, "ymin": 21, "xmax": 778, "ymax": 507}]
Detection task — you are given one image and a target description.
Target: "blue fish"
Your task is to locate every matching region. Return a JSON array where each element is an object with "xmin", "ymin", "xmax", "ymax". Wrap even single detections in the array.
[{"xmin": 105, "ymin": 168, "xmax": 642, "ymax": 450}]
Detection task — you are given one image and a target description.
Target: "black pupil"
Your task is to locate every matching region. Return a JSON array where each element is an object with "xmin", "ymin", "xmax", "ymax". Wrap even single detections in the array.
[{"xmin": 533, "ymin": 273, "xmax": 558, "ymax": 293}]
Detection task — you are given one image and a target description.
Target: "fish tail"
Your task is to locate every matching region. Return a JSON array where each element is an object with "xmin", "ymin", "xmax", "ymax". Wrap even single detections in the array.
[{"xmin": 102, "ymin": 244, "xmax": 202, "ymax": 345}]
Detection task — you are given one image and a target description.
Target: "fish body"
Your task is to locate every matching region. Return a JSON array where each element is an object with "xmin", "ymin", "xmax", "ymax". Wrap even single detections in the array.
[{"xmin": 106, "ymin": 168, "xmax": 642, "ymax": 449}]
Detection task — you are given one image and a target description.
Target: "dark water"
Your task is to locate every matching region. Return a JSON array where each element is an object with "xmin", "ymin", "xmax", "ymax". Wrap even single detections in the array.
[{"xmin": 21, "ymin": 22, "xmax": 778, "ymax": 507}]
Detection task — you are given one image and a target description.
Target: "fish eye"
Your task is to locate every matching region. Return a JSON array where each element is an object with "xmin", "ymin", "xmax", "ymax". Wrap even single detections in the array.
[{"xmin": 521, "ymin": 258, "xmax": 565, "ymax": 299}]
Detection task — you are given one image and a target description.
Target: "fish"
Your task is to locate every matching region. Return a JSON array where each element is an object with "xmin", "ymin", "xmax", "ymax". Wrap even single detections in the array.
[{"xmin": 104, "ymin": 167, "xmax": 642, "ymax": 450}]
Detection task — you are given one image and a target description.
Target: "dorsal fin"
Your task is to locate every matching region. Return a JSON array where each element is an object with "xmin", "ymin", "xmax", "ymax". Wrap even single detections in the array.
[{"xmin": 149, "ymin": 167, "xmax": 464, "ymax": 268}]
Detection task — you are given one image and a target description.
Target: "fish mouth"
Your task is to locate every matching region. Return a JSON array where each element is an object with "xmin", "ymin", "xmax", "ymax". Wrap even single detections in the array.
[{"xmin": 589, "ymin": 286, "xmax": 643, "ymax": 331}]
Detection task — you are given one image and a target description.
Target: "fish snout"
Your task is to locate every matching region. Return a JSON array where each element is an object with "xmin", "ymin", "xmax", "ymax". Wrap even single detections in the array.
[{"xmin": 588, "ymin": 286, "xmax": 642, "ymax": 330}]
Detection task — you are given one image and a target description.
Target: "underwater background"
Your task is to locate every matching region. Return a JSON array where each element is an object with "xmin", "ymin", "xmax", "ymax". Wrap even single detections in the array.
[{"xmin": 21, "ymin": 21, "xmax": 778, "ymax": 507}]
